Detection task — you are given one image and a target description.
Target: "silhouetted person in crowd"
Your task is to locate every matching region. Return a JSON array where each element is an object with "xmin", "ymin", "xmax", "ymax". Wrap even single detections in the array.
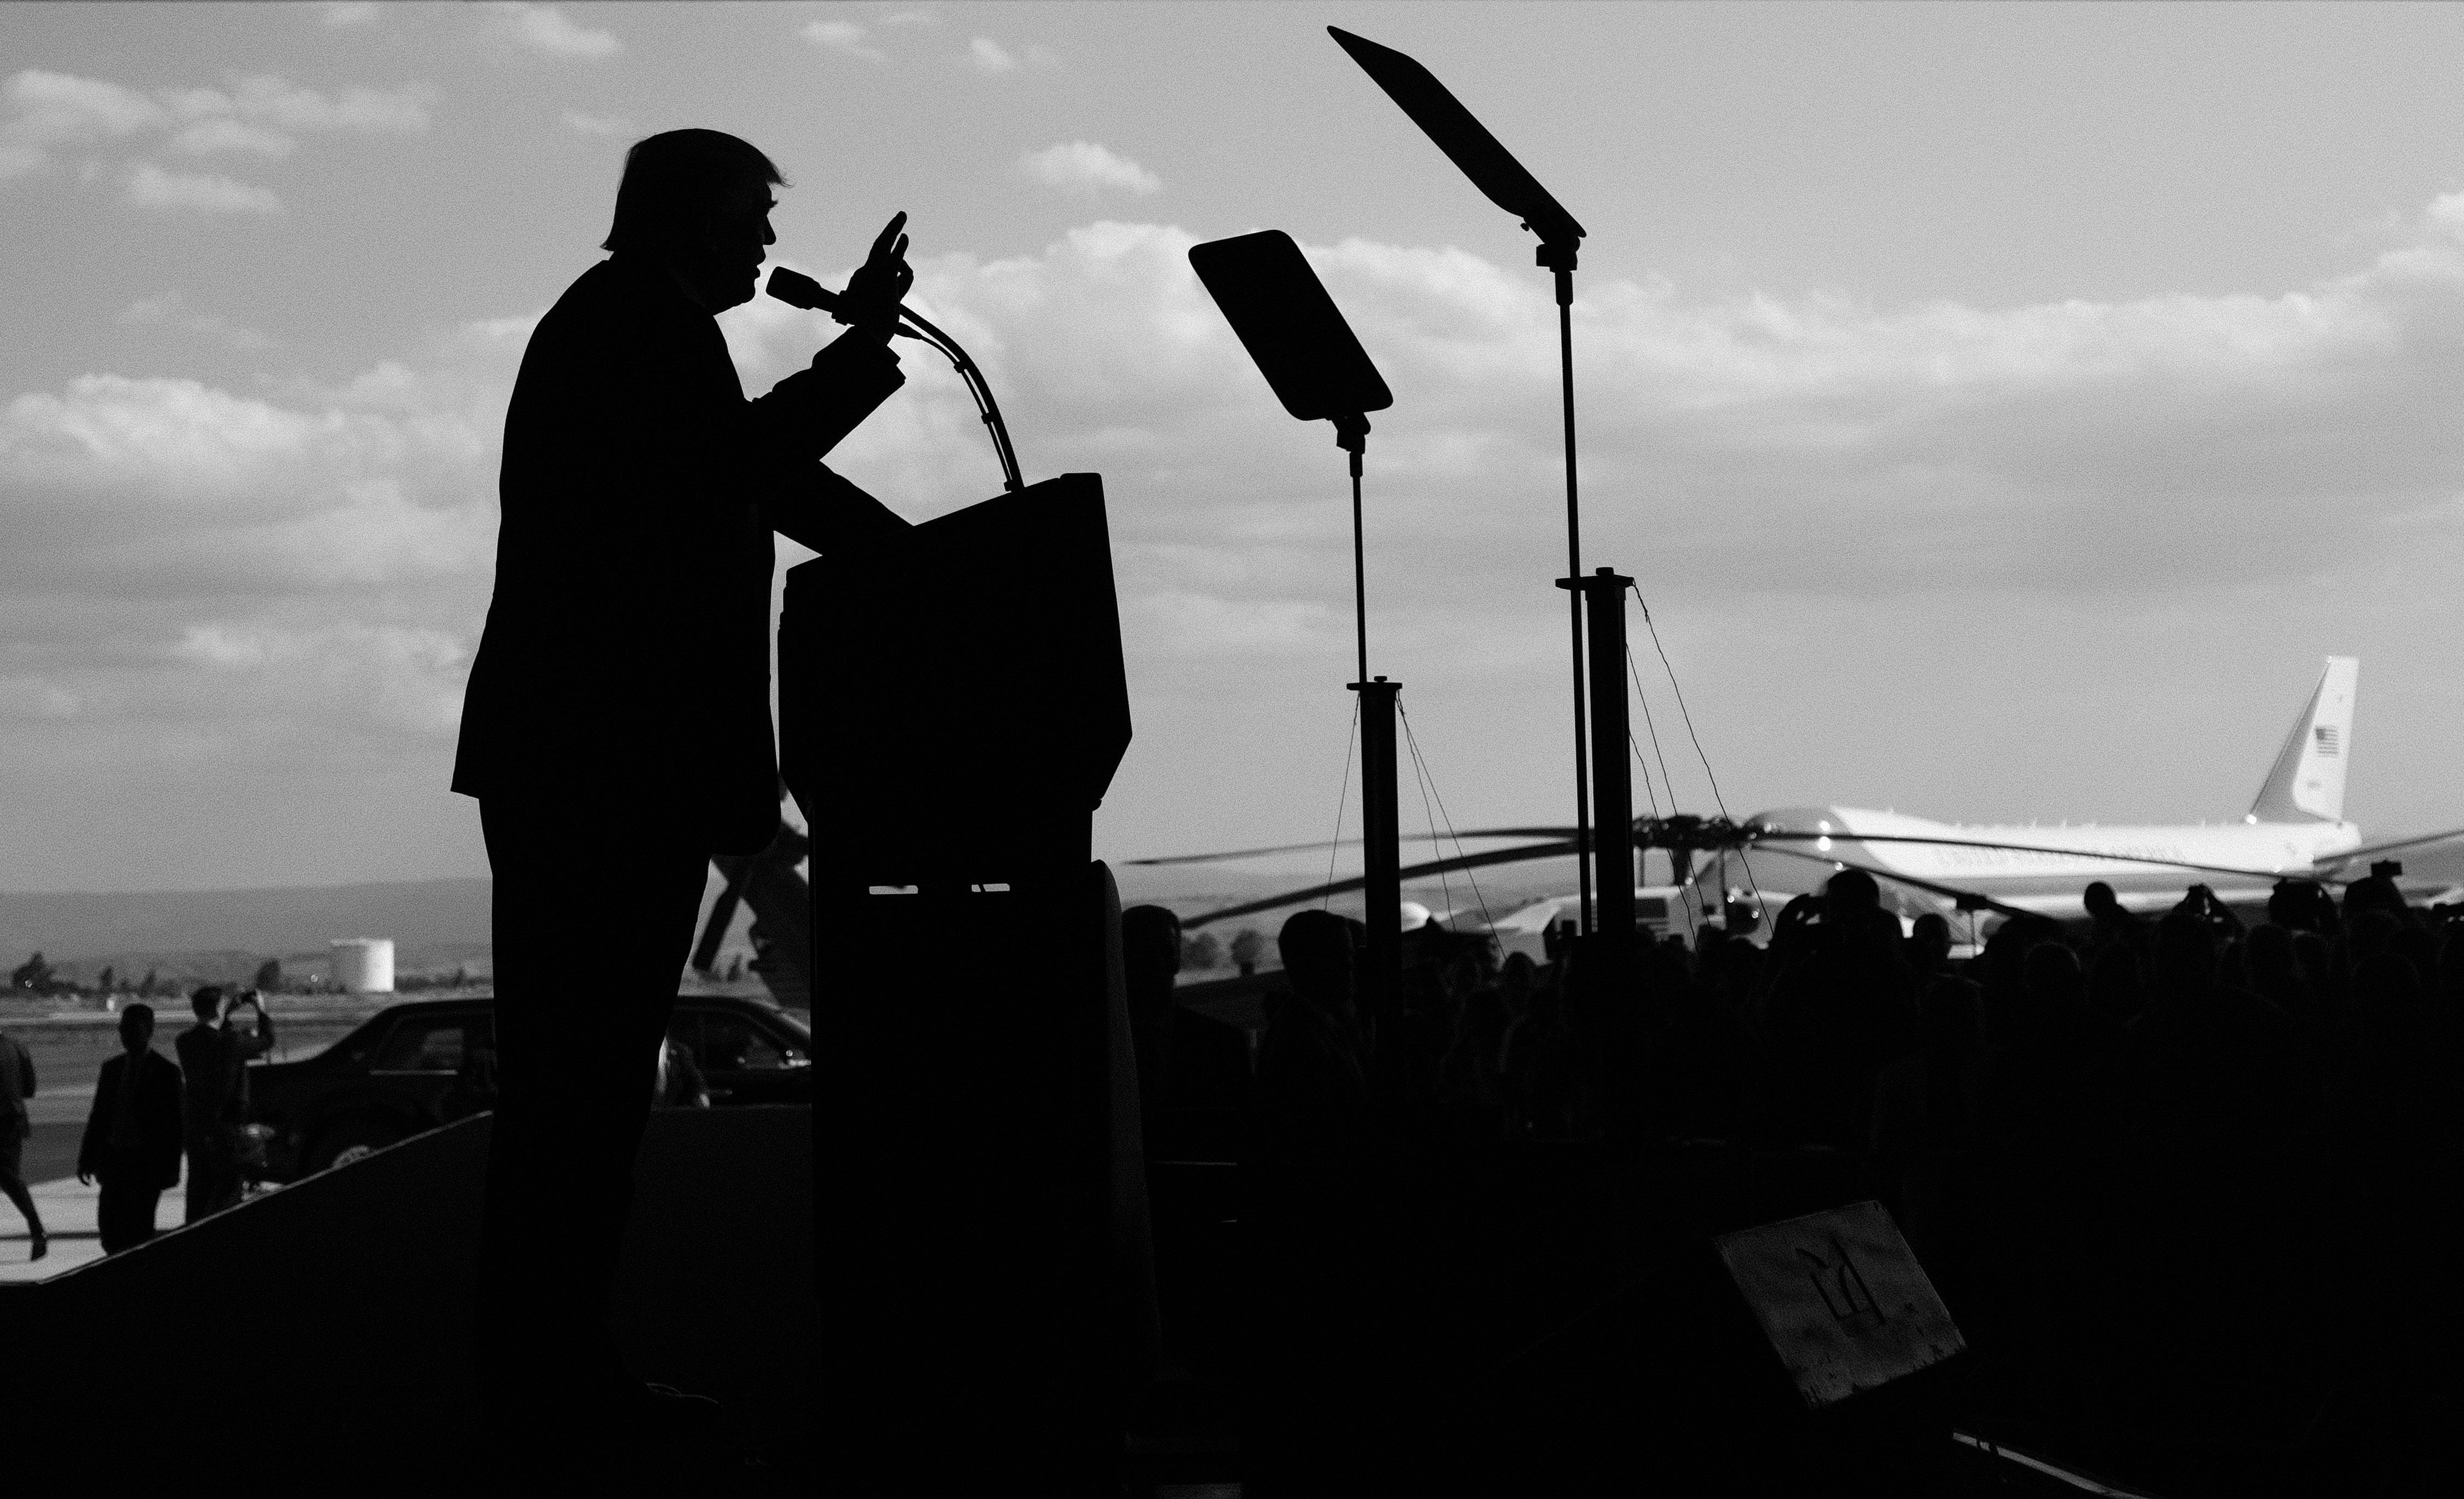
[
  {"xmin": 176, "ymin": 984, "xmax": 276, "ymax": 1222},
  {"xmin": 1905, "ymin": 911, "xmax": 1954, "ymax": 978},
  {"xmin": 2437, "ymin": 925, "xmax": 2464, "ymax": 1037},
  {"xmin": 2242, "ymin": 922, "xmax": 2331, "ymax": 1065},
  {"xmin": 0, "ymin": 1023, "xmax": 45, "ymax": 1259},
  {"xmin": 1122, "ymin": 906, "xmax": 1250, "ymax": 1157},
  {"xmin": 1247, "ymin": 909, "xmax": 1378, "ymax": 1492},
  {"xmin": 1765, "ymin": 871, "xmax": 1914, "ymax": 1150},
  {"xmin": 1991, "ymin": 943, "xmax": 2123, "ymax": 1144},
  {"xmin": 1976, "ymin": 912, "xmax": 2063, "ymax": 1049},
  {"xmin": 2086, "ymin": 941, "xmax": 2143, "ymax": 1029},
  {"xmin": 2130, "ymin": 910, "xmax": 2300, "ymax": 1143},
  {"xmin": 2341, "ymin": 864, "xmax": 2409, "ymax": 924},
  {"xmin": 1124, "ymin": 904, "xmax": 1184, "ymax": 1115},
  {"xmin": 78, "ymin": 1004, "xmax": 183, "ymax": 1254},
  {"xmin": 1868, "ymin": 976, "xmax": 1988, "ymax": 1294},
  {"xmin": 2266, "ymin": 877, "xmax": 2337, "ymax": 935},
  {"xmin": 2081, "ymin": 881, "xmax": 2145, "ymax": 959},
  {"xmin": 448, "ymin": 128, "xmax": 916, "ymax": 1465},
  {"xmin": 1253, "ymin": 910, "xmax": 1369, "ymax": 1150},
  {"xmin": 1437, "ymin": 983, "xmax": 1512, "ymax": 1140}
]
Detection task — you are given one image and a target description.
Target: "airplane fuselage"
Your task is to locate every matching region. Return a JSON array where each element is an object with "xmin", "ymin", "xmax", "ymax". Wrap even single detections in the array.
[{"xmin": 1749, "ymin": 805, "xmax": 2364, "ymax": 914}]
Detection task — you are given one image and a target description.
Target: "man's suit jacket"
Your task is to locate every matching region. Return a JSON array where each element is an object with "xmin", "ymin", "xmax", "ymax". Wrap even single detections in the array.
[
  {"xmin": 79, "ymin": 1050, "xmax": 185, "ymax": 1191},
  {"xmin": 176, "ymin": 1021, "xmax": 272, "ymax": 1141},
  {"xmin": 452, "ymin": 254, "xmax": 911, "ymax": 852}
]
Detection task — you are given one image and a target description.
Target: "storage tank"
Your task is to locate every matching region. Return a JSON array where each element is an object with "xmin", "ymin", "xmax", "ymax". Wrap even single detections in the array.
[{"xmin": 330, "ymin": 938, "xmax": 395, "ymax": 994}]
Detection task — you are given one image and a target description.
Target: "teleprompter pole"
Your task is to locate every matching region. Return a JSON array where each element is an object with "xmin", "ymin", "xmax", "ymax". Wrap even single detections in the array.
[
  {"xmin": 1320, "ymin": 26, "xmax": 1593, "ymax": 934},
  {"xmin": 1335, "ymin": 413, "xmax": 1401, "ymax": 1046},
  {"xmin": 1542, "ymin": 246, "xmax": 1593, "ymax": 936},
  {"xmin": 1351, "ymin": 675, "xmax": 1402, "ymax": 1040},
  {"xmin": 1562, "ymin": 566, "xmax": 1633, "ymax": 974}
]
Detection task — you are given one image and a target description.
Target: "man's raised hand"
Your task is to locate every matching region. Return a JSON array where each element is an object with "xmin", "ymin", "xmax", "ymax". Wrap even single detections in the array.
[{"xmin": 839, "ymin": 211, "xmax": 913, "ymax": 340}]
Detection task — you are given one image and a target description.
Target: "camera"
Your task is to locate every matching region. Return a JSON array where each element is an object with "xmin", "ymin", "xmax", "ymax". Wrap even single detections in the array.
[{"xmin": 2177, "ymin": 883, "xmax": 2242, "ymax": 935}]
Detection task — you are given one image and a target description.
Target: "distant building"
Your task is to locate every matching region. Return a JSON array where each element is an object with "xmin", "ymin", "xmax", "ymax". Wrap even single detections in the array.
[{"xmin": 330, "ymin": 938, "xmax": 395, "ymax": 994}]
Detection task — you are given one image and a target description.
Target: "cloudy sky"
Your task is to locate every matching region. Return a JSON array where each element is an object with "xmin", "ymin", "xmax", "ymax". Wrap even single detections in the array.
[{"xmin": 8, "ymin": 0, "xmax": 2464, "ymax": 894}]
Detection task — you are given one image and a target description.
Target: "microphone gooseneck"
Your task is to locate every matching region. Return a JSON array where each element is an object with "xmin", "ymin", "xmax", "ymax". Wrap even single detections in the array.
[{"xmin": 765, "ymin": 266, "xmax": 1023, "ymax": 494}]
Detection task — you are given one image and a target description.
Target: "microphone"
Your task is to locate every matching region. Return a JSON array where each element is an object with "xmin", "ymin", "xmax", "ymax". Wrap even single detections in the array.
[
  {"xmin": 765, "ymin": 266, "xmax": 918, "ymax": 338},
  {"xmin": 765, "ymin": 265, "xmax": 1022, "ymax": 491}
]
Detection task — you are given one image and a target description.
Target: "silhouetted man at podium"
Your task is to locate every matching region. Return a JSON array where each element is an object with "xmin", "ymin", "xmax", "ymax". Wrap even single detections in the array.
[{"xmin": 451, "ymin": 128, "xmax": 913, "ymax": 1469}]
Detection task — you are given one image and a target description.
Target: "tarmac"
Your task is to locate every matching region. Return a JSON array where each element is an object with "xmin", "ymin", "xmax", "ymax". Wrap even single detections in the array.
[
  {"xmin": 0, "ymin": 1175, "xmax": 117, "ymax": 1282},
  {"xmin": 2, "ymin": 1081, "xmax": 99, "ymax": 1280}
]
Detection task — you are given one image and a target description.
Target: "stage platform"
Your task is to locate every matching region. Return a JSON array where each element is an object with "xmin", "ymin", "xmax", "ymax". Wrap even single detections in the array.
[{"xmin": 0, "ymin": 1105, "xmax": 815, "ymax": 1489}]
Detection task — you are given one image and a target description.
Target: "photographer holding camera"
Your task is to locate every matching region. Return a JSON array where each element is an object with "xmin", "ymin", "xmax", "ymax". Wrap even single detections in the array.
[{"xmin": 175, "ymin": 983, "xmax": 278, "ymax": 1223}]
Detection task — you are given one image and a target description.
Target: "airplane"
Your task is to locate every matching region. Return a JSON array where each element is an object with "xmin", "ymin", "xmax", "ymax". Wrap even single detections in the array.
[
  {"xmin": 1143, "ymin": 656, "xmax": 2464, "ymax": 947},
  {"xmin": 1740, "ymin": 656, "xmax": 2393, "ymax": 917}
]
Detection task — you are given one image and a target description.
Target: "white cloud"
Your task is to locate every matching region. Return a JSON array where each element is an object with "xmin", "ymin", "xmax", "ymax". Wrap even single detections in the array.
[
  {"xmin": 3, "ymin": 69, "xmax": 164, "ymax": 157},
  {"xmin": 485, "ymin": 2, "xmax": 622, "ymax": 60},
  {"xmin": 204, "ymin": 76, "xmax": 435, "ymax": 134},
  {"xmin": 967, "ymin": 37, "xmax": 1055, "ymax": 75},
  {"xmin": 124, "ymin": 162, "xmax": 283, "ymax": 214},
  {"xmin": 119, "ymin": 290, "xmax": 276, "ymax": 352},
  {"xmin": 13, "ymin": 183, "xmax": 2464, "ymax": 877},
  {"xmin": 0, "ymin": 311, "xmax": 523, "ymax": 766},
  {"xmin": 169, "ymin": 117, "xmax": 297, "ymax": 158},
  {"xmin": 803, "ymin": 20, "xmax": 886, "ymax": 63},
  {"xmin": 1019, "ymin": 141, "xmax": 1160, "ymax": 198},
  {"xmin": 1, "ymin": 68, "xmax": 433, "ymax": 202},
  {"xmin": 559, "ymin": 108, "xmax": 631, "ymax": 137},
  {"xmin": 711, "ymin": 193, "xmax": 2464, "ymax": 657},
  {"xmin": 173, "ymin": 619, "xmax": 470, "ymax": 737}
]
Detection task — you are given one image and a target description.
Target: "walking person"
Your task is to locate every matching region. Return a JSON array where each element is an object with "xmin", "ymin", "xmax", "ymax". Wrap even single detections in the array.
[
  {"xmin": 0, "ymin": 1023, "xmax": 46, "ymax": 1260},
  {"xmin": 175, "ymin": 984, "xmax": 277, "ymax": 1222},
  {"xmin": 77, "ymin": 1004, "xmax": 183, "ymax": 1254}
]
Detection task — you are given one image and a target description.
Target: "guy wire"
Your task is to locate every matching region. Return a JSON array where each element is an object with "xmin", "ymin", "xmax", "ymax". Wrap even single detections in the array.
[
  {"xmin": 1396, "ymin": 703, "xmax": 1495, "ymax": 939},
  {"xmin": 1629, "ymin": 584, "xmax": 1765, "ymax": 919},
  {"xmin": 1625, "ymin": 639, "xmax": 1681, "ymax": 822},
  {"xmin": 1396, "ymin": 706, "xmax": 1454, "ymax": 926}
]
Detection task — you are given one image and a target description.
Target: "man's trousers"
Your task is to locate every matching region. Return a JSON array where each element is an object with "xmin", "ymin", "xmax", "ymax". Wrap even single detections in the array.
[
  {"xmin": 185, "ymin": 1138, "xmax": 241, "ymax": 1223},
  {"xmin": 475, "ymin": 797, "xmax": 711, "ymax": 1389},
  {"xmin": 97, "ymin": 1177, "xmax": 162, "ymax": 1253}
]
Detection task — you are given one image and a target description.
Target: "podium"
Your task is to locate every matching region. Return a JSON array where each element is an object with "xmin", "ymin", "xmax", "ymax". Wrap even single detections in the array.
[{"xmin": 780, "ymin": 473, "xmax": 1139, "ymax": 1487}]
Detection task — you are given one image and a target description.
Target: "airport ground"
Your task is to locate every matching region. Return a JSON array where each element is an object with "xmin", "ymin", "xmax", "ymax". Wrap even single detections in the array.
[
  {"xmin": 1, "ymin": 983, "xmax": 800, "ymax": 1197},
  {"xmin": 3, "ymin": 1000, "xmax": 389, "ymax": 1187}
]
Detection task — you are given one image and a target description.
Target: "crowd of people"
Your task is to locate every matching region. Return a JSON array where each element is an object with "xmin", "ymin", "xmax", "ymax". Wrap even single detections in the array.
[
  {"xmin": 0, "ymin": 985, "xmax": 277, "ymax": 1262},
  {"xmin": 1155, "ymin": 869, "xmax": 2464, "ymax": 1492}
]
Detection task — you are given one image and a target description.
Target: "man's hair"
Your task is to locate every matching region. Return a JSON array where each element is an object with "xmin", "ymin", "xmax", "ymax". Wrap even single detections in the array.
[
  {"xmin": 119, "ymin": 1003, "xmax": 154, "ymax": 1042},
  {"xmin": 191, "ymin": 984, "xmax": 227, "ymax": 1021},
  {"xmin": 1278, "ymin": 909, "xmax": 1355, "ymax": 1008},
  {"xmin": 601, "ymin": 129, "xmax": 786, "ymax": 256}
]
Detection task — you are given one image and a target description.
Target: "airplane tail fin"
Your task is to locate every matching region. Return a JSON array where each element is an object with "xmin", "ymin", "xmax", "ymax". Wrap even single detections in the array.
[{"xmin": 2249, "ymin": 656, "xmax": 2359, "ymax": 824}]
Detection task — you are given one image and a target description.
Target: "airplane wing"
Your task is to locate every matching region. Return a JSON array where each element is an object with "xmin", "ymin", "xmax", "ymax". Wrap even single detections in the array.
[
  {"xmin": 2312, "ymin": 825, "xmax": 2464, "ymax": 876},
  {"xmin": 1746, "ymin": 841, "xmax": 2035, "ymax": 918},
  {"xmin": 1123, "ymin": 828, "xmax": 1568, "ymax": 866},
  {"xmin": 1745, "ymin": 829, "xmax": 2290, "ymax": 883},
  {"xmin": 1181, "ymin": 839, "xmax": 1580, "ymax": 928}
]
